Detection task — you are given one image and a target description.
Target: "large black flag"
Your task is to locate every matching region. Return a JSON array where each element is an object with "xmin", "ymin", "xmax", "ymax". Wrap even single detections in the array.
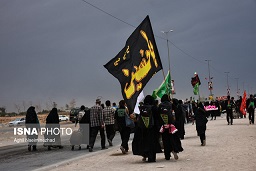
[{"xmin": 104, "ymin": 15, "xmax": 162, "ymax": 113}]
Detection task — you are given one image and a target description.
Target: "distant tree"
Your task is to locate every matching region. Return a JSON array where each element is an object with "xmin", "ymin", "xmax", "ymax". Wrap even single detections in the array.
[
  {"xmin": 0, "ymin": 107, "xmax": 6, "ymax": 113},
  {"xmin": 42, "ymin": 109, "xmax": 49, "ymax": 113},
  {"xmin": 14, "ymin": 103, "xmax": 21, "ymax": 114},
  {"xmin": 60, "ymin": 107, "xmax": 64, "ymax": 111},
  {"xmin": 45, "ymin": 102, "xmax": 51, "ymax": 111},
  {"xmin": 35, "ymin": 103, "xmax": 42, "ymax": 113},
  {"xmin": 65, "ymin": 104, "xmax": 69, "ymax": 110},
  {"xmin": 22, "ymin": 101, "xmax": 27, "ymax": 112},
  {"xmin": 53, "ymin": 102, "xmax": 57, "ymax": 108},
  {"xmin": 69, "ymin": 99, "xmax": 76, "ymax": 109}
]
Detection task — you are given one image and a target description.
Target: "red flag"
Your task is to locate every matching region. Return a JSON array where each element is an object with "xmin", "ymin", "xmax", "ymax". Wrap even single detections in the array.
[{"xmin": 240, "ymin": 91, "xmax": 247, "ymax": 115}]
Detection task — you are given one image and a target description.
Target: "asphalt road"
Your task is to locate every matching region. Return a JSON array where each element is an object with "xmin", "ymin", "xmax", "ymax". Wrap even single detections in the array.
[{"xmin": 0, "ymin": 125, "xmax": 125, "ymax": 171}]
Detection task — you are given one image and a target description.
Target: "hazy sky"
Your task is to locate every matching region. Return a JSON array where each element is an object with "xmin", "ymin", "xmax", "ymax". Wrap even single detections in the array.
[{"xmin": 1, "ymin": 0, "xmax": 256, "ymax": 113}]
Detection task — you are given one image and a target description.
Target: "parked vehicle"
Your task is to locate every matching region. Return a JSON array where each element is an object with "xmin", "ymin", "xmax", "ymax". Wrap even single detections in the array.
[
  {"xmin": 9, "ymin": 118, "xmax": 26, "ymax": 126},
  {"xmin": 59, "ymin": 115, "xmax": 69, "ymax": 122},
  {"xmin": 69, "ymin": 108, "xmax": 80, "ymax": 123}
]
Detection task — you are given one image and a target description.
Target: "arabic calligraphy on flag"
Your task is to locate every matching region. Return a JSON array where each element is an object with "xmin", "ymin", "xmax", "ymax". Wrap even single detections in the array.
[{"xmin": 104, "ymin": 15, "xmax": 162, "ymax": 113}]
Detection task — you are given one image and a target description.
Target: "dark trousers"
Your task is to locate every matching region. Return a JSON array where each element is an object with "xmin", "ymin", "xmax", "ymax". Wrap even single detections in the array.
[
  {"xmin": 248, "ymin": 110, "xmax": 255, "ymax": 124},
  {"xmin": 89, "ymin": 126, "xmax": 106, "ymax": 149},
  {"xmin": 120, "ymin": 127, "xmax": 131, "ymax": 151},
  {"xmin": 161, "ymin": 130, "xmax": 172, "ymax": 160},
  {"xmin": 211, "ymin": 111, "xmax": 216, "ymax": 120},
  {"xmin": 199, "ymin": 133, "xmax": 206, "ymax": 144},
  {"xmin": 105, "ymin": 124, "xmax": 115, "ymax": 141},
  {"xmin": 226, "ymin": 110, "xmax": 233, "ymax": 124}
]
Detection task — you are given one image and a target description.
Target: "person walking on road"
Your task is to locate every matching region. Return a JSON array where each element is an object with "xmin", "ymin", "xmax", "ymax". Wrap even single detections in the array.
[
  {"xmin": 194, "ymin": 102, "xmax": 208, "ymax": 146},
  {"xmin": 225, "ymin": 96, "xmax": 235, "ymax": 125},
  {"xmin": 88, "ymin": 99, "xmax": 107, "ymax": 152},
  {"xmin": 173, "ymin": 99, "xmax": 186, "ymax": 140},
  {"xmin": 25, "ymin": 106, "xmax": 40, "ymax": 151},
  {"xmin": 102, "ymin": 100, "xmax": 116, "ymax": 146},
  {"xmin": 158, "ymin": 94, "xmax": 183, "ymax": 160},
  {"xmin": 246, "ymin": 94, "xmax": 255, "ymax": 124},
  {"xmin": 115, "ymin": 100, "xmax": 132, "ymax": 154},
  {"xmin": 132, "ymin": 95, "xmax": 161, "ymax": 162},
  {"xmin": 44, "ymin": 107, "xmax": 63, "ymax": 150},
  {"xmin": 77, "ymin": 105, "xmax": 91, "ymax": 150}
]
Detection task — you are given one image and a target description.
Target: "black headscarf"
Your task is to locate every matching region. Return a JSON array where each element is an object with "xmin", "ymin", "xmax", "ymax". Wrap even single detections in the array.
[
  {"xmin": 144, "ymin": 95, "xmax": 155, "ymax": 105},
  {"xmin": 25, "ymin": 106, "xmax": 38, "ymax": 124},
  {"xmin": 46, "ymin": 108, "xmax": 59, "ymax": 124},
  {"xmin": 161, "ymin": 94, "xmax": 170, "ymax": 102}
]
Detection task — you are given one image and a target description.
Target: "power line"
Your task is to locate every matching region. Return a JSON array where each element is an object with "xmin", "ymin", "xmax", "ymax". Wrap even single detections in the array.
[
  {"xmin": 80, "ymin": 0, "xmax": 136, "ymax": 28},
  {"xmin": 80, "ymin": 0, "xmax": 245, "ymax": 87},
  {"xmin": 80, "ymin": 0, "xmax": 205, "ymax": 64}
]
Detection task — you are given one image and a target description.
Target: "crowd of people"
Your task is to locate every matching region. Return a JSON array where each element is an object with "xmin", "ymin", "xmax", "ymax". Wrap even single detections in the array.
[{"xmin": 24, "ymin": 93, "xmax": 255, "ymax": 163}]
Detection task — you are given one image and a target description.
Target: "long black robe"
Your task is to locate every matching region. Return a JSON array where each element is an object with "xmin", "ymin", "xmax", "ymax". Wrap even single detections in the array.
[
  {"xmin": 159, "ymin": 99, "xmax": 183, "ymax": 160},
  {"xmin": 25, "ymin": 106, "xmax": 40, "ymax": 146},
  {"xmin": 132, "ymin": 95, "xmax": 162, "ymax": 162},
  {"xmin": 194, "ymin": 107, "xmax": 208, "ymax": 135},
  {"xmin": 174, "ymin": 104, "xmax": 185, "ymax": 139},
  {"xmin": 45, "ymin": 108, "xmax": 61, "ymax": 147}
]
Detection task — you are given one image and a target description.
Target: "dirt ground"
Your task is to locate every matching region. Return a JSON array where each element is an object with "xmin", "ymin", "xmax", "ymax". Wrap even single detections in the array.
[{"xmin": 45, "ymin": 115, "xmax": 256, "ymax": 171}]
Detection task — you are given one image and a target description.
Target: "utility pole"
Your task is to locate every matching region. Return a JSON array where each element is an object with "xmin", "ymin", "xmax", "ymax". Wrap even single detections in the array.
[
  {"xmin": 205, "ymin": 59, "xmax": 213, "ymax": 98},
  {"xmin": 225, "ymin": 72, "xmax": 230, "ymax": 96},
  {"xmin": 235, "ymin": 78, "xmax": 239, "ymax": 99},
  {"xmin": 161, "ymin": 29, "xmax": 173, "ymax": 98}
]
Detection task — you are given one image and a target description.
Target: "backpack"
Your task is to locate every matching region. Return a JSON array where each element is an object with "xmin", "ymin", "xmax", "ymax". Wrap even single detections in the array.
[
  {"xmin": 159, "ymin": 102, "xmax": 173, "ymax": 125},
  {"xmin": 138, "ymin": 105, "xmax": 154, "ymax": 129}
]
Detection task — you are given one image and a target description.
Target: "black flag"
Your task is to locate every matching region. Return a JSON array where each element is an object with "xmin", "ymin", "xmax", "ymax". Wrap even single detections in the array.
[{"xmin": 104, "ymin": 16, "xmax": 162, "ymax": 113}]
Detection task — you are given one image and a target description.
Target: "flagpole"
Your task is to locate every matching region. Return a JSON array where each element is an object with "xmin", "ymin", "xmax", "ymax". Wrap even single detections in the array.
[
  {"xmin": 198, "ymin": 85, "xmax": 200, "ymax": 102},
  {"xmin": 161, "ymin": 29, "xmax": 173, "ymax": 99},
  {"xmin": 161, "ymin": 69, "xmax": 166, "ymax": 81},
  {"xmin": 161, "ymin": 69, "xmax": 169, "ymax": 100},
  {"xmin": 161, "ymin": 69, "xmax": 171, "ymax": 101}
]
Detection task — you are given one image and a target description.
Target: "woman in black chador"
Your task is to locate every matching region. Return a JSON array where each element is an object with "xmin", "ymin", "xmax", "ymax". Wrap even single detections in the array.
[
  {"xmin": 194, "ymin": 102, "xmax": 208, "ymax": 146},
  {"xmin": 158, "ymin": 94, "xmax": 183, "ymax": 160},
  {"xmin": 44, "ymin": 108, "xmax": 63, "ymax": 150},
  {"xmin": 173, "ymin": 99, "xmax": 185, "ymax": 140},
  {"xmin": 132, "ymin": 95, "xmax": 162, "ymax": 162},
  {"xmin": 25, "ymin": 106, "xmax": 40, "ymax": 151}
]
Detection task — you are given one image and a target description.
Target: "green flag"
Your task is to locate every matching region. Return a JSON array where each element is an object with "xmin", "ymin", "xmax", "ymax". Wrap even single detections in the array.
[
  {"xmin": 193, "ymin": 82, "xmax": 199, "ymax": 95},
  {"xmin": 152, "ymin": 71, "xmax": 171, "ymax": 99},
  {"xmin": 191, "ymin": 72, "xmax": 201, "ymax": 95}
]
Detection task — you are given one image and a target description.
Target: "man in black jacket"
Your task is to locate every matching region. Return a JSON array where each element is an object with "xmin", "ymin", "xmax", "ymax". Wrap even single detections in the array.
[{"xmin": 225, "ymin": 96, "xmax": 235, "ymax": 125}]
